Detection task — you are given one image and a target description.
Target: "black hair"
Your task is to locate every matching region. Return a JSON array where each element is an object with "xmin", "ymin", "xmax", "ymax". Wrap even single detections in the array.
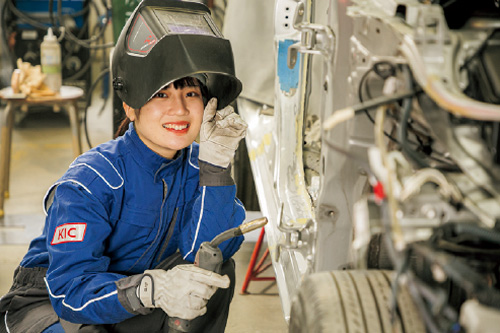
[{"xmin": 114, "ymin": 77, "xmax": 209, "ymax": 138}]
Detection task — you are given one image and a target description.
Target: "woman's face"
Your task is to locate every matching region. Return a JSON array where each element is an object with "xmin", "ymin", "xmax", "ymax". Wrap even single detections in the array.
[{"xmin": 124, "ymin": 82, "xmax": 205, "ymax": 159}]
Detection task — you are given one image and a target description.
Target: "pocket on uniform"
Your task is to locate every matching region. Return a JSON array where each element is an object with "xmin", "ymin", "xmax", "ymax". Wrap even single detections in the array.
[
  {"xmin": 108, "ymin": 205, "xmax": 159, "ymax": 255},
  {"xmin": 118, "ymin": 204, "xmax": 158, "ymax": 229}
]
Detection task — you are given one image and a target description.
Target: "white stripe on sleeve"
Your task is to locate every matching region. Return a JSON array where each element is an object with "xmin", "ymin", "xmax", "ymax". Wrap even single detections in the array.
[{"xmin": 183, "ymin": 186, "xmax": 206, "ymax": 259}]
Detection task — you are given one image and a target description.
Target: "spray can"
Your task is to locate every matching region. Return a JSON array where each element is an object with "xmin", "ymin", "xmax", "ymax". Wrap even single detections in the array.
[{"xmin": 40, "ymin": 28, "xmax": 62, "ymax": 92}]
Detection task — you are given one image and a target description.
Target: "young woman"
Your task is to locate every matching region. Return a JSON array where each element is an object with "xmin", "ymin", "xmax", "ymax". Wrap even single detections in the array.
[{"xmin": 0, "ymin": 1, "xmax": 247, "ymax": 332}]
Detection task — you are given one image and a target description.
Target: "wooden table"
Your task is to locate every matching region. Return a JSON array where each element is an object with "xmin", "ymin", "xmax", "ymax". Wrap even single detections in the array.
[{"xmin": 0, "ymin": 86, "xmax": 84, "ymax": 218}]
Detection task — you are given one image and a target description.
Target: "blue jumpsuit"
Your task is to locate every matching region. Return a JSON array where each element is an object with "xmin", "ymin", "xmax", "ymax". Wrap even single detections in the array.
[{"xmin": 18, "ymin": 123, "xmax": 245, "ymax": 325}]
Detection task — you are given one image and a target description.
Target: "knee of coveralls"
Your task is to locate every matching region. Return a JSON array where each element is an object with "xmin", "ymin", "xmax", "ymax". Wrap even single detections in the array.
[{"xmin": 0, "ymin": 312, "xmax": 6, "ymax": 333}]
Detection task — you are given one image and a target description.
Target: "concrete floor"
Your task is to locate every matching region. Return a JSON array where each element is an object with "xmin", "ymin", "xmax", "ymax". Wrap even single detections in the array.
[{"xmin": 0, "ymin": 99, "xmax": 287, "ymax": 332}]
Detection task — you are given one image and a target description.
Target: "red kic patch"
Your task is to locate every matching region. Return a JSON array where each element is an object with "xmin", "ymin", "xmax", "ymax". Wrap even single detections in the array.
[{"xmin": 51, "ymin": 223, "xmax": 87, "ymax": 245}]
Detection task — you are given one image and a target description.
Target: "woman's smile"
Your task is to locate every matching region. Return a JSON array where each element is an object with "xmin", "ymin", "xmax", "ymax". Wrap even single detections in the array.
[{"xmin": 162, "ymin": 121, "xmax": 190, "ymax": 134}]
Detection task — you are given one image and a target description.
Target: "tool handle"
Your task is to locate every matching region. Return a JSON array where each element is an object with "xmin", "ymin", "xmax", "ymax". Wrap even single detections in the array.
[
  {"xmin": 167, "ymin": 243, "xmax": 223, "ymax": 332},
  {"xmin": 167, "ymin": 217, "xmax": 268, "ymax": 332},
  {"xmin": 196, "ymin": 242, "xmax": 223, "ymax": 273},
  {"xmin": 168, "ymin": 318, "xmax": 191, "ymax": 332}
]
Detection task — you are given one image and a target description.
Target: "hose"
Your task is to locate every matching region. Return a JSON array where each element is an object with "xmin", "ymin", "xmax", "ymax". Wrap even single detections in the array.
[
  {"xmin": 6, "ymin": 0, "xmax": 48, "ymax": 30},
  {"xmin": 375, "ymin": 106, "xmax": 405, "ymax": 247},
  {"xmin": 83, "ymin": 67, "xmax": 110, "ymax": 149},
  {"xmin": 1, "ymin": 0, "xmax": 15, "ymax": 71},
  {"xmin": 57, "ymin": 0, "xmax": 113, "ymax": 49},
  {"xmin": 398, "ymin": 66, "xmax": 429, "ymax": 168},
  {"xmin": 450, "ymin": 223, "xmax": 500, "ymax": 245}
]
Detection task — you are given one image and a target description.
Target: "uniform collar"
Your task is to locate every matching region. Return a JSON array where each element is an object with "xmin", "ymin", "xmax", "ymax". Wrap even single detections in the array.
[{"xmin": 124, "ymin": 123, "xmax": 185, "ymax": 180}]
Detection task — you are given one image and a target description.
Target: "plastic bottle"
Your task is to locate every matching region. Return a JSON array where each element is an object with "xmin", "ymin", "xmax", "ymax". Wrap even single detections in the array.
[{"xmin": 40, "ymin": 28, "xmax": 62, "ymax": 92}]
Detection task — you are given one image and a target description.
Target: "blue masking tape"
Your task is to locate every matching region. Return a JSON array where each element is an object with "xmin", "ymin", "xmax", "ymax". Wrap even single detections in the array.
[{"xmin": 277, "ymin": 39, "xmax": 300, "ymax": 93}]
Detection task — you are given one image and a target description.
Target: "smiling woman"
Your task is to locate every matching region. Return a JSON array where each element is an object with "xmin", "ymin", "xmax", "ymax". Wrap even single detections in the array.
[
  {"xmin": 122, "ymin": 78, "xmax": 207, "ymax": 159},
  {"xmin": 0, "ymin": 1, "xmax": 248, "ymax": 332},
  {"xmin": 114, "ymin": 77, "xmax": 209, "ymax": 138}
]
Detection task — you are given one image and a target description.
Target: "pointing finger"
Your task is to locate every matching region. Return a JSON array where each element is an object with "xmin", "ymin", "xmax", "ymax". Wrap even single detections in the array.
[{"xmin": 203, "ymin": 98, "xmax": 218, "ymax": 122}]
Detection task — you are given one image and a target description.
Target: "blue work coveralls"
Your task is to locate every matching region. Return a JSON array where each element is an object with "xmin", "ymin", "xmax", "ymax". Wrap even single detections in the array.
[{"xmin": 10, "ymin": 123, "xmax": 245, "ymax": 326}]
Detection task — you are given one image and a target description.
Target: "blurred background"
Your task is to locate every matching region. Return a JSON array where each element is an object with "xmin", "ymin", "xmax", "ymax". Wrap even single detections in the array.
[{"xmin": 0, "ymin": 0, "xmax": 285, "ymax": 331}]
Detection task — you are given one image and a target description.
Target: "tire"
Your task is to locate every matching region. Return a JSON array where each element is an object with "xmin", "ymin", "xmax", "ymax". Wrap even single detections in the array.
[{"xmin": 289, "ymin": 270, "xmax": 425, "ymax": 333}]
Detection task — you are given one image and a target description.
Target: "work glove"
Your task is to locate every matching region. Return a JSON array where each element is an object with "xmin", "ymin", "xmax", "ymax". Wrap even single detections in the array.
[
  {"xmin": 199, "ymin": 98, "xmax": 248, "ymax": 168},
  {"xmin": 136, "ymin": 265, "xmax": 230, "ymax": 320}
]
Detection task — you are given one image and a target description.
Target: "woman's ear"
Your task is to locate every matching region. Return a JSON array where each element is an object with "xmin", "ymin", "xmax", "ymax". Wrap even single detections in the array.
[{"xmin": 123, "ymin": 102, "xmax": 136, "ymax": 121}]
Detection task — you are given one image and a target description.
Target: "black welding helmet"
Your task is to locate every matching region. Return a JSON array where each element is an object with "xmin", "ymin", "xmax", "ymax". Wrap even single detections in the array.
[{"xmin": 112, "ymin": 0, "xmax": 242, "ymax": 109}]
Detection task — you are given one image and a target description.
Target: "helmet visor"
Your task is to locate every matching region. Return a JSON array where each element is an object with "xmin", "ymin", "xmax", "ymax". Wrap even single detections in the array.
[{"xmin": 112, "ymin": 0, "xmax": 242, "ymax": 109}]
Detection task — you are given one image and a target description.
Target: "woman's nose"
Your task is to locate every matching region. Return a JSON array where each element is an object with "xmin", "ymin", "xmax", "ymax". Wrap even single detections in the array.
[{"xmin": 167, "ymin": 96, "xmax": 189, "ymax": 115}]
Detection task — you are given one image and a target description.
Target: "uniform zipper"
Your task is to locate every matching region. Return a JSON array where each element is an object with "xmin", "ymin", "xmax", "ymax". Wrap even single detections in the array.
[
  {"xmin": 155, "ymin": 207, "xmax": 179, "ymax": 264},
  {"xmin": 162, "ymin": 179, "xmax": 168, "ymax": 200}
]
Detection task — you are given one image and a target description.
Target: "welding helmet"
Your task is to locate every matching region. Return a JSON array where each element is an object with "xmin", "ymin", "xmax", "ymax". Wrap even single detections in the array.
[{"xmin": 112, "ymin": 0, "xmax": 242, "ymax": 109}]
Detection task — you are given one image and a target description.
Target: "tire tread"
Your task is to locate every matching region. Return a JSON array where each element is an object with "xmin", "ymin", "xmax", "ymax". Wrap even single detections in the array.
[{"xmin": 289, "ymin": 270, "xmax": 424, "ymax": 333}]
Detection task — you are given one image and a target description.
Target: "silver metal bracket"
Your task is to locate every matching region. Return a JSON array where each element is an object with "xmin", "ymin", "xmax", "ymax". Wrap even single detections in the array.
[
  {"xmin": 275, "ymin": 204, "xmax": 316, "ymax": 262},
  {"xmin": 287, "ymin": 2, "xmax": 335, "ymax": 69}
]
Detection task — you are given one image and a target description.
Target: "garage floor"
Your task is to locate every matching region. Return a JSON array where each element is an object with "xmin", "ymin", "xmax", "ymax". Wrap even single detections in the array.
[{"xmin": 0, "ymin": 99, "xmax": 287, "ymax": 332}]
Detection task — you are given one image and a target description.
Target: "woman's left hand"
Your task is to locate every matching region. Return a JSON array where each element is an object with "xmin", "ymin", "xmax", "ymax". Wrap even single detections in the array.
[{"xmin": 199, "ymin": 98, "xmax": 248, "ymax": 168}]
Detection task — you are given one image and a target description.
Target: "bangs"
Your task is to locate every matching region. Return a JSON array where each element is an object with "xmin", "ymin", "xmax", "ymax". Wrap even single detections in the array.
[
  {"xmin": 172, "ymin": 77, "xmax": 200, "ymax": 89},
  {"xmin": 171, "ymin": 77, "xmax": 210, "ymax": 103}
]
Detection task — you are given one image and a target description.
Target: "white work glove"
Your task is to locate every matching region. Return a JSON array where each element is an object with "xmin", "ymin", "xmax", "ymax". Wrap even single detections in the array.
[
  {"xmin": 199, "ymin": 98, "xmax": 248, "ymax": 168},
  {"xmin": 136, "ymin": 265, "xmax": 230, "ymax": 320}
]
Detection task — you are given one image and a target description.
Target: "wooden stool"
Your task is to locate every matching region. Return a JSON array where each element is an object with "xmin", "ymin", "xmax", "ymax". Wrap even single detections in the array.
[{"xmin": 0, "ymin": 86, "xmax": 84, "ymax": 218}]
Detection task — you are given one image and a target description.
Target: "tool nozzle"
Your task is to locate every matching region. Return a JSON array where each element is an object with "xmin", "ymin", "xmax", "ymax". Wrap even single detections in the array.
[
  {"xmin": 239, "ymin": 217, "xmax": 268, "ymax": 234},
  {"xmin": 209, "ymin": 217, "xmax": 268, "ymax": 247}
]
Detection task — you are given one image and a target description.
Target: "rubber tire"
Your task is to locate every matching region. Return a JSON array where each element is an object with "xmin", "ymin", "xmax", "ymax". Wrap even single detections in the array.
[{"xmin": 289, "ymin": 270, "xmax": 425, "ymax": 333}]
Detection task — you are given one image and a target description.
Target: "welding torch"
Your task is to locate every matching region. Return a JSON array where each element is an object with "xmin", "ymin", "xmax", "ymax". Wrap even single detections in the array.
[{"xmin": 168, "ymin": 217, "xmax": 268, "ymax": 332}]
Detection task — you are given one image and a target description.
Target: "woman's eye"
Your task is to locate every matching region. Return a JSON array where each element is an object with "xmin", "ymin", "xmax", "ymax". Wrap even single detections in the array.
[
  {"xmin": 154, "ymin": 92, "xmax": 167, "ymax": 98},
  {"xmin": 186, "ymin": 91, "xmax": 200, "ymax": 98}
]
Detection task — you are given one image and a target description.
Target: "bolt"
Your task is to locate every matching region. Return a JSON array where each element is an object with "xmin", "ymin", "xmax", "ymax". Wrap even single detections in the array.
[
  {"xmin": 421, "ymin": 204, "xmax": 436, "ymax": 219},
  {"xmin": 431, "ymin": 263, "xmax": 447, "ymax": 282}
]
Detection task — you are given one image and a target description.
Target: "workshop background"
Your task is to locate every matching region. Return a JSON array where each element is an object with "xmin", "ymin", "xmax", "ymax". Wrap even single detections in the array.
[{"xmin": 0, "ymin": 0, "xmax": 286, "ymax": 331}]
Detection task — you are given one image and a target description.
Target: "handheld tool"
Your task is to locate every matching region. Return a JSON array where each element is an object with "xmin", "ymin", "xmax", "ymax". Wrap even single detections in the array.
[{"xmin": 168, "ymin": 217, "xmax": 268, "ymax": 332}]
